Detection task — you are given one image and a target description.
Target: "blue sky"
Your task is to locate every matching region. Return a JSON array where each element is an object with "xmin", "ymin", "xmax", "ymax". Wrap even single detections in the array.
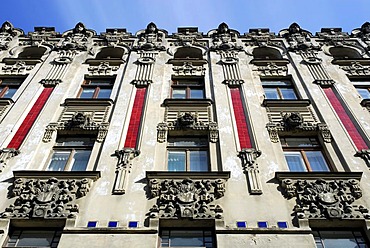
[{"xmin": 3, "ymin": 0, "xmax": 370, "ymax": 35}]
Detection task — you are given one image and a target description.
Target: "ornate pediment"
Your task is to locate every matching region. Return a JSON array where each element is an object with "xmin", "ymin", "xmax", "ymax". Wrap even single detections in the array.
[
  {"xmin": 253, "ymin": 62, "xmax": 288, "ymax": 77},
  {"xmin": 208, "ymin": 23, "xmax": 243, "ymax": 52},
  {"xmin": 98, "ymin": 28, "xmax": 132, "ymax": 47},
  {"xmin": 276, "ymin": 172, "xmax": 370, "ymax": 222},
  {"xmin": 172, "ymin": 62, "xmax": 205, "ymax": 77},
  {"xmin": 56, "ymin": 22, "xmax": 95, "ymax": 51},
  {"xmin": 279, "ymin": 23, "xmax": 318, "ymax": 52},
  {"xmin": 133, "ymin": 23, "xmax": 166, "ymax": 51},
  {"xmin": 171, "ymin": 27, "xmax": 205, "ymax": 47},
  {"xmin": 0, "ymin": 21, "xmax": 23, "ymax": 50},
  {"xmin": 87, "ymin": 61, "xmax": 119, "ymax": 76},
  {"xmin": 22, "ymin": 27, "xmax": 59, "ymax": 48},
  {"xmin": 1, "ymin": 171, "xmax": 100, "ymax": 219},
  {"xmin": 147, "ymin": 172, "xmax": 229, "ymax": 220}
]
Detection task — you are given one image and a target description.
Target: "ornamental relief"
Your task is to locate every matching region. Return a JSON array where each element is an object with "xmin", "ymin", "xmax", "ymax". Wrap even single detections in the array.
[
  {"xmin": 0, "ymin": 21, "xmax": 23, "ymax": 50},
  {"xmin": 148, "ymin": 178, "xmax": 227, "ymax": 219},
  {"xmin": 279, "ymin": 23, "xmax": 319, "ymax": 52},
  {"xmin": 133, "ymin": 22, "xmax": 166, "ymax": 51},
  {"xmin": 279, "ymin": 177, "xmax": 370, "ymax": 220},
  {"xmin": 208, "ymin": 23, "xmax": 243, "ymax": 51},
  {"xmin": 2, "ymin": 177, "xmax": 96, "ymax": 219},
  {"xmin": 56, "ymin": 22, "xmax": 95, "ymax": 51}
]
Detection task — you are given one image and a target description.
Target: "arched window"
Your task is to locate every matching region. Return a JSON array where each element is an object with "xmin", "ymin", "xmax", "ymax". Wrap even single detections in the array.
[
  {"xmin": 329, "ymin": 47, "xmax": 361, "ymax": 59},
  {"xmin": 95, "ymin": 47, "xmax": 124, "ymax": 59},
  {"xmin": 18, "ymin": 47, "xmax": 47, "ymax": 59},
  {"xmin": 174, "ymin": 47, "xmax": 203, "ymax": 60},
  {"xmin": 253, "ymin": 47, "xmax": 282, "ymax": 60}
]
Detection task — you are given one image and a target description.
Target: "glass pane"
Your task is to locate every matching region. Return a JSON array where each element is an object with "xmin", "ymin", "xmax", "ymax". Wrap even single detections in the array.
[
  {"xmin": 190, "ymin": 89, "xmax": 204, "ymax": 99},
  {"xmin": 168, "ymin": 138, "xmax": 208, "ymax": 147},
  {"xmin": 283, "ymin": 137, "xmax": 319, "ymax": 147},
  {"xmin": 168, "ymin": 151, "xmax": 186, "ymax": 171},
  {"xmin": 3, "ymin": 88, "xmax": 17, "ymax": 98},
  {"xmin": 17, "ymin": 230, "xmax": 54, "ymax": 246},
  {"xmin": 284, "ymin": 152, "xmax": 307, "ymax": 172},
  {"xmin": 80, "ymin": 88, "xmax": 95, "ymax": 98},
  {"xmin": 172, "ymin": 88, "xmax": 186, "ymax": 99},
  {"xmin": 97, "ymin": 88, "xmax": 112, "ymax": 98},
  {"xmin": 47, "ymin": 151, "xmax": 69, "ymax": 171},
  {"xmin": 56, "ymin": 137, "xmax": 94, "ymax": 147},
  {"xmin": 357, "ymin": 88, "xmax": 370, "ymax": 99},
  {"xmin": 263, "ymin": 88, "xmax": 279, "ymax": 99},
  {"xmin": 89, "ymin": 80, "xmax": 112, "ymax": 85},
  {"xmin": 306, "ymin": 151, "xmax": 330, "ymax": 172},
  {"xmin": 262, "ymin": 80, "xmax": 291, "ymax": 86},
  {"xmin": 169, "ymin": 230, "xmax": 204, "ymax": 247},
  {"xmin": 280, "ymin": 88, "xmax": 297, "ymax": 100},
  {"xmin": 190, "ymin": 151, "xmax": 208, "ymax": 171},
  {"xmin": 70, "ymin": 150, "xmax": 91, "ymax": 171},
  {"xmin": 319, "ymin": 231, "xmax": 361, "ymax": 248}
]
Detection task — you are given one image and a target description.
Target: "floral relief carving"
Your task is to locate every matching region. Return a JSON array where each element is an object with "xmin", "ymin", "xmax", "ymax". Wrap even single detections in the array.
[
  {"xmin": 148, "ymin": 178, "xmax": 226, "ymax": 219},
  {"xmin": 279, "ymin": 177, "xmax": 370, "ymax": 220},
  {"xmin": 2, "ymin": 61, "xmax": 34, "ymax": 75},
  {"xmin": 2, "ymin": 177, "xmax": 95, "ymax": 219}
]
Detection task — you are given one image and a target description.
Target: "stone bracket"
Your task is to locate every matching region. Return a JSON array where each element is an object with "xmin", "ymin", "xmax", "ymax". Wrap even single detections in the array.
[
  {"xmin": 112, "ymin": 148, "xmax": 140, "ymax": 194},
  {"xmin": 0, "ymin": 148, "xmax": 19, "ymax": 172},
  {"xmin": 238, "ymin": 148, "xmax": 262, "ymax": 194}
]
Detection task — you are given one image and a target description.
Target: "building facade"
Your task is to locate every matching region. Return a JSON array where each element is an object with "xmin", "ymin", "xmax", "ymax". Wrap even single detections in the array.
[{"xmin": 0, "ymin": 20, "xmax": 369, "ymax": 247}]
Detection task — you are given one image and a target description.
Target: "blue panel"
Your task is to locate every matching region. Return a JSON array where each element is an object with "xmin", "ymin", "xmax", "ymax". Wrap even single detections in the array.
[
  {"xmin": 257, "ymin": 221, "xmax": 268, "ymax": 228},
  {"xmin": 87, "ymin": 221, "xmax": 97, "ymax": 228},
  {"xmin": 277, "ymin": 222, "xmax": 288, "ymax": 228},
  {"xmin": 236, "ymin": 221, "xmax": 247, "ymax": 228},
  {"xmin": 108, "ymin": 221, "xmax": 118, "ymax": 228},
  {"xmin": 128, "ymin": 221, "xmax": 138, "ymax": 228}
]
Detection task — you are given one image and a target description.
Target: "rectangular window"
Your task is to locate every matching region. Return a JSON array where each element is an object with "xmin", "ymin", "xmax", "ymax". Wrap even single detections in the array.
[
  {"xmin": 0, "ymin": 78, "xmax": 24, "ymax": 98},
  {"xmin": 167, "ymin": 137, "xmax": 209, "ymax": 172},
  {"xmin": 79, "ymin": 78, "xmax": 114, "ymax": 99},
  {"xmin": 356, "ymin": 87, "xmax": 370, "ymax": 99},
  {"xmin": 47, "ymin": 137, "xmax": 95, "ymax": 171},
  {"xmin": 171, "ymin": 79, "xmax": 204, "ymax": 99},
  {"xmin": 313, "ymin": 230, "xmax": 368, "ymax": 248},
  {"xmin": 281, "ymin": 137, "xmax": 330, "ymax": 172},
  {"xmin": 5, "ymin": 229, "xmax": 62, "ymax": 247},
  {"xmin": 262, "ymin": 80, "xmax": 298, "ymax": 100},
  {"xmin": 160, "ymin": 229, "xmax": 214, "ymax": 248}
]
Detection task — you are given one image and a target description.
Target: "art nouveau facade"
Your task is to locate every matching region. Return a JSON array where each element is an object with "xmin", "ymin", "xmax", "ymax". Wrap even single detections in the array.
[{"xmin": 0, "ymin": 20, "xmax": 369, "ymax": 247}]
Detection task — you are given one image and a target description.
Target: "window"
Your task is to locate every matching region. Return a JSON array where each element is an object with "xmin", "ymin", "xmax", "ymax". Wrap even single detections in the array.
[
  {"xmin": 171, "ymin": 79, "xmax": 204, "ymax": 99},
  {"xmin": 78, "ymin": 78, "xmax": 114, "ymax": 99},
  {"xmin": 0, "ymin": 78, "xmax": 23, "ymax": 98},
  {"xmin": 160, "ymin": 229, "xmax": 214, "ymax": 248},
  {"xmin": 5, "ymin": 229, "xmax": 62, "ymax": 247},
  {"xmin": 313, "ymin": 230, "xmax": 368, "ymax": 248},
  {"xmin": 167, "ymin": 137, "xmax": 209, "ymax": 172},
  {"xmin": 47, "ymin": 137, "xmax": 94, "ymax": 171},
  {"xmin": 281, "ymin": 137, "xmax": 330, "ymax": 172},
  {"xmin": 262, "ymin": 80, "xmax": 298, "ymax": 100}
]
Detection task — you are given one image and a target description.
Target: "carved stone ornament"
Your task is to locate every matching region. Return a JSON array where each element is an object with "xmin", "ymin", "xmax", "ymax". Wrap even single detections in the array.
[
  {"xmin": 172, "ymin": 62, "xmax": 205, "ymax": 77},
  {"xmin": 317, "ymin": 28, "xmax": 353, "ymax": 47},
  {"xmin": 133, "ymin": 22, "xmax": 166, "ymax": 51},
  {"xmin": 279, "ymin": 23, "xmax": 318, "ymax": 52},
  {"xmin": 0, "ymin": 21, "xmax": 23, "ymax": 50},
  {"xmin": 148, "ymin": 177, "xmax": 227, "ymax": 219},
  {"xmin": 88, "ymin": 61, "xmax": 119, "ymax": 76},
  {"xmin": 171, "ymin": 27, "xmax": 205, "ymax": 47},
  {"xmin": 157, "ymin": 113, "xmax": 219, "ymax": 143},
  {"xmin": 98, "ymin": 28, "xmax": 132, "ymax": 47},
  {"xmin": 266, "ymin": 119, "xmax": 332, "ymax": 143},
  {"xmin": 0, "ymin": 148, "xmax": 19, "ymax": 172},
  {"xmin": 24, "ymin": 27, "xmax": 59, "ymax": 48},
  {"xmin": 56, "ymin": 22, "xmax": 95, "ymax": 51},
  {"xmin": 112, "ymin": 148, "xmax": 140, "ymax": 194},
  {"xmin": 43, "ymin": 112, "xmax": 109, "ymax": 143},
  {"xmin": 278, "ymin": 175, "xmax": 370, "ymax": 220},
  {"xmin": 245, "ymin": 28, "xmax": 276, "ymax": 47},
  {"xmin": 131, "ymin": 52, "xmax": 157, "ymax": 87},
  {"xmin": 253, "ymin": 62, "xmax": 288, "ymax": 77},
  {"xmin": 340, "ymin": 62, "xmax": 370, "ymax": 76},
  {"xmin": 355, "ymin": 149, "xmax": 370, "ymax": 161},
  {"xmin": 209, "ymin": 23, "xmax": 243, "ymax": 51},
  {"xmin": 352, "ymin": 22, "xmax": 370, "ymax": 47},
  {"xmin": 2, "ymin": 176, "xmax": 96, "ymax": 219},
  {"xmin": 238, "ymin": 148, "xmax": 263, "ymax": 195},
  {"xmin": 1, "ymin": 61, "xmax": 34, "ymax": 75}
]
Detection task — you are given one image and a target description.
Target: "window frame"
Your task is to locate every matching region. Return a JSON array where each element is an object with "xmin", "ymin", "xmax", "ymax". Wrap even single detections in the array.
[
  {"xmin": 281, "ymin": 137, "xmax": 331, "ymax": 172},
  {"xmin": 78, "ymin": 77, "xmax": 115, "ymax": 99},
  {"xmin": 5, "ymin": 228, "xmax": 62, "ymax": 248},
  {"xmin": 0, "ymin": 78, "xmax": 24, "ymax": 99},
  {"xmin": 167, "ymin": 137, "xmax": 210, "ymax": 172},
  {"xmin": 171, "ymin": 79, "xmax": 205, "ymax": 99},
  {"xmin": 352, "ymin": 81, "xmax": 370, "ymax": 99},
  {"xmin": 312, "ymin": 229, "xmax": 369, "ymax": 248},
  {"xmin": 261, "ymin": 79, "xmax": 298, "ymax": 100},
  {"xmin": 159, "ymin": 228, "xmax": 215, "ymax": 248},
  {"xmin": 46, "ymin": 136, "xmax": 95, "ymax": 172}
]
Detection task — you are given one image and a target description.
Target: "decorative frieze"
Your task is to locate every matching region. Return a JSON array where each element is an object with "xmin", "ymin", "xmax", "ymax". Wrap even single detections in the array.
[
  {"xmin": 238, "ymin": 148, "xmax": 262, "ymax": 194},
  {"xmin": 88, "ymin": 61, "xmax": 119, "ymax": 76},
  {"xmin": 147, "ymin": 172, "xmax": 229, "ymax": 220},
  {"xmin": 172, "ymin": 62, "xmax": 205, "ymax": 77},
  {"xmin": 112, "ymin": 148, "xmax": 140, "ymax": 194},
  {"xmin": 276, "ymin": 172, "xmax": 370, "ymax": 222},
  {"xmin": 253, "ymin": 62, "xmax": 288, "ymax": 77},
  {"xmin": 171, "ymin": 27, "xmax": 206, "ymax": 47},
  {"xmin": 23, "ymin": 26, "xmax": 59, "ymax": 48},
  {"xmin": 340, "ymin": 61, "xmax": 370, "ymax": 76},
  {"xmin": 98, "ymin": 28, "xmax": 132, "ymax": 47},
  {"xmin": 1, "ymin": 171, "xmax": 100, "ymax": 219},
  {"xmin": 1, "ymin": 61, "xmax": 34, "ymax": 75}
]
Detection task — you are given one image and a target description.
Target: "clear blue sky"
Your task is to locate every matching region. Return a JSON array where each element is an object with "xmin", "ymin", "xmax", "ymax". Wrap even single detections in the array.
[{"xmin": 3, "ymin": 0, "xmax": 370, "ymax": 35}]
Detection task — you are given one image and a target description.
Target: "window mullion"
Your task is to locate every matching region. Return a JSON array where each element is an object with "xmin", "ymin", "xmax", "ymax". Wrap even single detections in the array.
[
  {"xmin": 300, "ymin": 150, "xmax": 312, "ymax": 172},
  {"xmin": 186, "ymin": 149, "xmax": 190, "ymax": 171},
  {"xmin": 64, "ymin": 149, "xmax": 75, "ymax": 171}
]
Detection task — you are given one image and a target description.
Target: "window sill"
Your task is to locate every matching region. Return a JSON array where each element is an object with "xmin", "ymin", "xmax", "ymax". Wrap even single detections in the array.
[
  {"xmin": 13, "ymin": 170, "xmax": 101, "ymax": 180},
  {"xmin": 146, "ymin": 171, "xmax": 230, "ymax": 180},
  {"xmin": 275, "ymin": 171, "xmax": 362, "ymax": 181},
  {"xmin": 63, "ymin": 98, "xmax": 114, "ymax": 106},
  {"xmin": 250, "ymin": 59, "xmax": 290, "ymax": 66},
  {"xmin": 262, "ymin": 99, "xmax": 311, "ymax": 107},
  {"xmin": 163, "ymin": 98, "xmax": 213, "ymax": 106}
]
